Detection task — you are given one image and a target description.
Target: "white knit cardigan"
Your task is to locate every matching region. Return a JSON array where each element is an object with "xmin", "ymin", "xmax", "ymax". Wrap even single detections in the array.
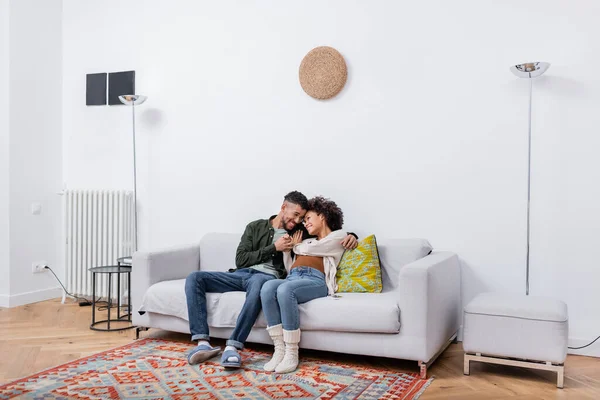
[{"xmin": 283, "ymin": 229, "xmax": 347, "ymax": 296}]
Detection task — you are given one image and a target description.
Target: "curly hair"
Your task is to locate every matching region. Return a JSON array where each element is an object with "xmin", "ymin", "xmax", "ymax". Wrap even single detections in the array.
[
  {"xmin": 307, "ymin": 196, "xmax": 344, "ymax": 231},
  {"xmin": 284, "ymin": 191, "xmax": 309, "ymax": 210}
]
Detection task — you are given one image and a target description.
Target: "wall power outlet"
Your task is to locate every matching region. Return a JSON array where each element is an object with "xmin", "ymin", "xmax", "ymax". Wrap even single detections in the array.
[{"xmin": 32, "ymin": 261, "xmax": 48, "ymax": 274}]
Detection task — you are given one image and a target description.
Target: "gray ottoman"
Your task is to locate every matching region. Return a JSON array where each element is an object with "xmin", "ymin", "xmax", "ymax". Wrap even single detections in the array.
[{"xmin": 463, "ymin": 292, "xmax": 568, "ymax": 388}]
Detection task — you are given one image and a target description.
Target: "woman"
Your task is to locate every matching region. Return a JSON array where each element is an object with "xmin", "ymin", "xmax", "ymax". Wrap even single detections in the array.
[{"xmin": 259, "ymin": 196, "xmax": 346, "ymax": 373}]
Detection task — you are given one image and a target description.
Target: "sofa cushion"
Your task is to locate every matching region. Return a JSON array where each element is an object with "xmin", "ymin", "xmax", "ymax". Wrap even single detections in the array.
[
  {"xmin": 138, "ymin": 279, "xmax": 218, "ymax": 322},
  {"xmin": 378, "ymin": 238, "xmax": 432, "ymax": 290},
  {"xmin": 199, "ymin": 233, "xmax": 240, "ymax": 273},
  {"xmin": 139, "ymin": 279, "xmax": 400, "ymax": 334},
  {"xmin": 336, "ymin": 235, "xmax": 382, "ymax": 293},
  {"xmin": 209, "ymin": 291, "xmax": 268, "ymax": 328},
  {"xmin": 297, "ymin": 292, "xmax": 400, "ymax": 333}
]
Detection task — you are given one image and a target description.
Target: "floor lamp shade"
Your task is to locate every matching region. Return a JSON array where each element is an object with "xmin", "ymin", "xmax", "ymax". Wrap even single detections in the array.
[
  {"xmin": 119, "ymin": 94, "xmax": 147, "ymax": 252},
  {"xmin": 510, "ymin": 62, "xmax": 550, "ymax": 296}
]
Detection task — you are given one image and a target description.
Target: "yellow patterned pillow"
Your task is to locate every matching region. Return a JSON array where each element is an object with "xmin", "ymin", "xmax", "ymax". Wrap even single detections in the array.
[{"xmin": 336, "ymin": 235, "xmax": 382, "ymax": 293}]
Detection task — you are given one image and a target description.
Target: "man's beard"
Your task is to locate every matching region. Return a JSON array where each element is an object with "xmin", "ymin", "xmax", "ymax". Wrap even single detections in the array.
[{"xmin": 281, "ymin": 216, "xmax": 294, "ymax": 231}]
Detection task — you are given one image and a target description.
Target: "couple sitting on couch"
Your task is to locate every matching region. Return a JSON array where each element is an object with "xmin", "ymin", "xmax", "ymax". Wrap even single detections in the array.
[{"xmin": 184, "ymin": 191, "xmax": 358, "ymax": 373}]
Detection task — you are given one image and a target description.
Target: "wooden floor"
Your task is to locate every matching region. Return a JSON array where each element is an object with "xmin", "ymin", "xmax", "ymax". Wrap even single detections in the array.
[{"xmin": 1, "ymin": 299, "xmax": 599, "ymax": 399}]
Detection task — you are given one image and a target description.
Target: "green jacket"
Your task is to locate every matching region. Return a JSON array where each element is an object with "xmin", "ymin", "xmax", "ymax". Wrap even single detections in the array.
[{"xmin": 234, "ymin": 216, "xmax": 308, "ymax": 278}]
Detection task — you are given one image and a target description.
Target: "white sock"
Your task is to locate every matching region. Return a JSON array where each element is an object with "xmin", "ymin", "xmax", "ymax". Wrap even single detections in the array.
[
  {"xmin": 198, "ymin": 340, "xmax": 211, "ymax": 348},
  {"xmin": 225, "ymin": 345, "xmax": 239, "ymax": 362}
]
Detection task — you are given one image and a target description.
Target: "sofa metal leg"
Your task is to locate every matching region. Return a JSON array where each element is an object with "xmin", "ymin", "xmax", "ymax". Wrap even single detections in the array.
[
  {"xmin": 418, "ymin": 361, "xmax": 427, "ymax": 379},
  {"xmin": 135, "ymin": 326, "xmax": 148, "ymax": 340},
  {"xmin": 417, "ymin": 330, "xmax": 458, "ymax": 379}
]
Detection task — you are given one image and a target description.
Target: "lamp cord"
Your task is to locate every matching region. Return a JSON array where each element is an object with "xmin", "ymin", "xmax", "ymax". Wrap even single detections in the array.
[
  {"xmin": 568, "ymin": 335, "xmax": 600, "ymax": 350},
  {"xmin": 45, "ymin": 266, "xmax": 126, "ymax": 310},
  {"xmin": 45, "ymin": 266, "xmax": 95, "ymax": 304}
]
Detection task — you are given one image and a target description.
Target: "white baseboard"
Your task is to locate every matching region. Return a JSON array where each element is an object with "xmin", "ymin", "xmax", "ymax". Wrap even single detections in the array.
[
  {"xmin": 5, "ymin": 286, "xmax": 63, "ymax": 308},
  {"xmin": 0, "ymin": 294, "xmax": 8, "ymax": 308},
  {"xmin": 568, "ymin": 337, "xmax": 600, "ymax": 358}
]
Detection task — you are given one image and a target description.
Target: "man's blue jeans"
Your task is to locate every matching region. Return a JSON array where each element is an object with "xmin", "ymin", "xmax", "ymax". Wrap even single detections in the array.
[
  {"xmin": 185, "ymin": 268, "xmax": 275, "ymax": 350},
  {"xmin": 260, "ymin": 267, "xmax": 328, "ymax": 330}
]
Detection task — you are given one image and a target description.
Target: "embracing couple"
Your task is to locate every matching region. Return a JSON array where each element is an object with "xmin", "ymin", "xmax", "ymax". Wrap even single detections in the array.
[{"xmin": 184, "ymin": 191, "xmax": 357, "ymax": 373}]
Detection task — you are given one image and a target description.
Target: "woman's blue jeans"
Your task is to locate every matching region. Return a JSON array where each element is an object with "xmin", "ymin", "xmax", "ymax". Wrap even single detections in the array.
[{"xmin": 260, "ymin": 266, "xmax": 328, "ymax": 330}]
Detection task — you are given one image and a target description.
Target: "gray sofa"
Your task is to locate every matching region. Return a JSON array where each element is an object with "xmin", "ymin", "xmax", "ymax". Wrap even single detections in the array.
[{"xmin": 132, "ymin": 232, "xmax": 461, "ymax": 377}]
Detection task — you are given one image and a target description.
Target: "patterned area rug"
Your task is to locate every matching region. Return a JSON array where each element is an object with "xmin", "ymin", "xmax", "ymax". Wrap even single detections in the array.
[{"xmin": 0, "ymin": 338, "xmax": 433, "ymax": 399}]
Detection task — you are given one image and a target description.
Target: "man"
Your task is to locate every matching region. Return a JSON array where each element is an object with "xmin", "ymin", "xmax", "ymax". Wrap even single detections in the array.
[{"xmin": 185, "ymin": 191, "xmax": 358, "ymax": 368}]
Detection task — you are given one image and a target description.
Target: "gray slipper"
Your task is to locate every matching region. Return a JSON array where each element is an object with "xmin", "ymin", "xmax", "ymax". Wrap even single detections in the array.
[{"xmin": 187, "ymin": 344, "xmax": 221, "ymax": 365}]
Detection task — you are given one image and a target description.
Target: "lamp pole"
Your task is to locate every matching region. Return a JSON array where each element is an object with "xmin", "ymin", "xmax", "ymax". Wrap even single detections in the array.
[
  {"xmin": 119, "ymin": 94, "xmax": 148, "ymax": 253},
  {"xmin": 510, "ymin": 62, "xmax": 550, "ymax": 296}
]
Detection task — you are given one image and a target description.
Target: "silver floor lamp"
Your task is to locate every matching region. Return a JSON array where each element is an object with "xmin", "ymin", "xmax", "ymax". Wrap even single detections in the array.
[
  {"xmin": 119, "ymin": 94, "xmax": 148, "ymax": 253},
  {"xmin": 510, "ymin": 62, "xmax": 550, "ymax": 296}
]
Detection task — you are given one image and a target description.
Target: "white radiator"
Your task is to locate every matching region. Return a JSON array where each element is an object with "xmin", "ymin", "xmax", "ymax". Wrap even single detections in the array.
[{"xmin": 63, "ymin": 190, "xmax": 134, "ymax": 301}]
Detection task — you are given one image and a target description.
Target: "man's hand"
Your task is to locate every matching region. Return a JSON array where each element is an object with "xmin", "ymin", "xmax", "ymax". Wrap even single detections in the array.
[
  {"xmin": 275, "ymin": 235, "xmax": 293, "ymax": 252},
  {"xmin": 340, "ymin": 234, "xmax": 358, "ymax": 250}
]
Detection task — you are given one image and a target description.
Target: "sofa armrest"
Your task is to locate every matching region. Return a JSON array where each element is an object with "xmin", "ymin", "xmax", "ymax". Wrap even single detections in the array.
[
  {"xmin": 397, "ymin": 251, "xmax": 461, "ymax": 361},
  {"xmin": 131, "ymin": 243, "xmax": 200, "ymax": 314}
]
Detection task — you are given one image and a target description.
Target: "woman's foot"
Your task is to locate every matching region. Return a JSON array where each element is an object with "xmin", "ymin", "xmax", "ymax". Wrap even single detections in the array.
[
  {"xmin": 264, "ymin": 325, "xmax": 285, "ymax": 372},
  {"xmin": 275, "ymin": 329, "xmax": 301, "ymax": 373}
]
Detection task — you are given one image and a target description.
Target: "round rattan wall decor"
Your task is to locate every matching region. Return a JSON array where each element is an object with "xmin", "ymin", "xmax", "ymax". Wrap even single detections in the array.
[{"xmin": 299, "ymin": 46, "xmax": 347, "ymax": 100}]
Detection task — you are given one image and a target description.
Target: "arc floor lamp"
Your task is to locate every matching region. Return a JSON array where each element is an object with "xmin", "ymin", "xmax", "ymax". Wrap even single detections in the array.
[
  {"xmin": 510, "ymin": 62, "xmax": 550, "ymax": 296},
  {"xmin": 119, "ymin": 94, "xmax": 148, "ymax": 253}
]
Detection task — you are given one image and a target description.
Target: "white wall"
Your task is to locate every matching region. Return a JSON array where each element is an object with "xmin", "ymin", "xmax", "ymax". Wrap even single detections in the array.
[
  {"xmin": 8, "ymin": 0, "xmax": 63, "ymax": 305},
  {"xmin": 0, "ymin": 0, "xmax": 10, "ymax": 306},
  {"xmin": 63, "ymin": 0, "xmax": 600, "ymax": 355}
]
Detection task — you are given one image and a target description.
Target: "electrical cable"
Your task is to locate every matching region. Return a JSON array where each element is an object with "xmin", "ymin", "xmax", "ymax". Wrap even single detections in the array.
[
  {"xmin": 568, "ymin": 335, "xmax": 600, "ymax": 350},
  {"xmin": 45, "ymin": 266, "xmax": 129, "ymax": 311}
]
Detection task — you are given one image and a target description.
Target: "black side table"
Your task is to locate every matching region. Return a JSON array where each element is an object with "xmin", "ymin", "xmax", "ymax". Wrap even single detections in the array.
[{"xmin": 89, "ymin": 265, "xmax": 134, "ymax": 331}]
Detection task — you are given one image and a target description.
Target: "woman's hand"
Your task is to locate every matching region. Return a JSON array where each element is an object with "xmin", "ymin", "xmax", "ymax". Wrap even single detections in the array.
[
  {"xmin": 291, "ymin": 231, "xmax": 303, "ymax": 246},
  {"xmin": 274, "ymin": 234, "xmax": 293, "ymax": 252},
  {"xmin": 340, "ymin": 234, "xmax": 358, "ymax": 250}
]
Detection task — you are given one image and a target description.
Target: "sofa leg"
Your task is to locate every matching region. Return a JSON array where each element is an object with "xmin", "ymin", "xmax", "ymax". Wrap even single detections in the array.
[
  {"xmin": 464, "ymin": 353, "xmax": 470, "ymax": 375},
  {"xmin": 135, "ymin": 326, "xmax": 148, "ymax": 340},
  {"xmin": 418, "ymin": 361, "xmax": 427, "ymax": 379},
  {"xmin": 417, "ymin": 330, "xmax": 458, "ymax": 379}
]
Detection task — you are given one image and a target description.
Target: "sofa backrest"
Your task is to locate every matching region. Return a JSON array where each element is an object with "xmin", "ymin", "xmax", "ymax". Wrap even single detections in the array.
[
  {"xmin": 199, "ymin": 233, "xmax": 240, "ymax": 273},
  {"xmin": 376, "ymin": 238, "xmax": 432, "ymax": 290},
  {"xmin": 199, "ymin": 233, "xmax": 432, "ymax": 289}
]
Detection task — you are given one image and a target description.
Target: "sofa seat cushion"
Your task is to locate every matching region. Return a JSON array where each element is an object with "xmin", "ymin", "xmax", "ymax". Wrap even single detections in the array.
[
  {"xmin": 139, "ymin": 280, "xmax": 400, "ymax": 334},
  {"xmin": 298, "ymin": 292, "xmax": 400, "ymax": 333}
]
